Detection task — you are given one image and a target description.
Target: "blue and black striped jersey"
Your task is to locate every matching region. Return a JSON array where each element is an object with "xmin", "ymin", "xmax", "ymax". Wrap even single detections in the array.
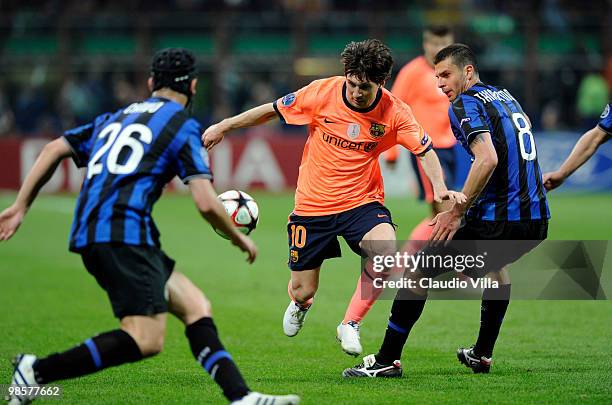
[
  {"xmin": 597, "ymin": 103, "xmax": 612, "ymax": 134},
  {"xmin": 448, "ymin": 83, "xmax": 549, "ymax": 222},
  {"xmin": 63, "ymin": 97, "xmax": 212, "ymax": 251}
]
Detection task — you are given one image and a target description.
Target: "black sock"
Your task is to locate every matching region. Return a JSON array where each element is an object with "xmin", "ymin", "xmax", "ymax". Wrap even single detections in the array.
[
  {"xmin": 33, "ymin": 329, "xmax": 142, "ymax": 384},
  {"xmin": 474, "ymin": 284, "xmax": 511, "ymax": 358},
  {"xmin": 376, "ymin": 288, "xmax": 427, "ymax": 364},
  {"xmin": 185, "ymin": 317, "xmax": 250, "ymax": 402}
]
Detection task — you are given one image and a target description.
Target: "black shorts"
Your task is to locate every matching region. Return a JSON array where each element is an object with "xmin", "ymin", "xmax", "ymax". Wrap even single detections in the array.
[
  {"xmin": 287, "ymin": 202, "xmax": 394, "ymax": 271},
  {"xmin": 421, "ymin": 218, "xmax": 548, "ymax": 279},
  {"xmin": 455, "ymin": 217, "xmax": 549, "ymax": 241},
  {"xmin": 80, "ymin": 243, "xmax": 175, "ymax": 319},
  {"xmin": 410, "ymin": 147, "xmax": 457, "ymax": 203}
]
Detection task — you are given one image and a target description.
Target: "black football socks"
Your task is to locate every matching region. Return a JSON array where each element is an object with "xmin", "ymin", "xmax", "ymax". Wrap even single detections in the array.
[
  {"xmin": 376, "ymin": 288, "xmax": 428, "ymax": 365},
  {"xmin": 474, "ymin": 284, "xmax": 511, "ymax": 358},
  {"xmin": 185, "ymin": 317, "xmax": 250, "ymax": 402},
  {"xmin": 33, "ymin": 329, "xmax": 142, "ymax": 384}
]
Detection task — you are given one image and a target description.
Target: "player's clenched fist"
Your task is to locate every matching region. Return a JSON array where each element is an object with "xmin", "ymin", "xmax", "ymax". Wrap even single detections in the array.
[
  {"xmin": 542, "ymin": 171, "xmax": 565, "ymax": 191},
  {"xmin": 202, "ymin": 123, "xmax": 227, "ymax": 150}
]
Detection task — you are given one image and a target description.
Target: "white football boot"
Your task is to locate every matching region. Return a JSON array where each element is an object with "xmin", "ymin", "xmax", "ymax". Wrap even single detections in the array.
[
  {"xmin": 342, "ymin": 354, "xmax": 403, "ymax": 378},
  {"xmin": 336, "ymin": 321, "xmax": 362, "ymax": 356},
  {"xmin": 7, "ymin": 354, "xmax": 38, "ymax": 404},
  {"xmin": 231, "ymin": 392, "xmax": 300, "ymax": 405},
  {"xmin": 282, "ymin": 301, "xmax": 309, "ymax": 337}
]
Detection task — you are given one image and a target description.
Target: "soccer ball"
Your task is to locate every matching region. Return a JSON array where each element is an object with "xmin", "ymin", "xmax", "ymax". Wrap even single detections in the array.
[{"xmin": 214, "ymin": 190, "xmax": 259, "ymax": 239}]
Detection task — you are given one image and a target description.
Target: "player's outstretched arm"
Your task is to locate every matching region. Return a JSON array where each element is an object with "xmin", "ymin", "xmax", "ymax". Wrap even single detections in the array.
[
  {"xmin": 202, "ymin": 102, "xmax": 278, "ymax": 150},
  {"xmin": 188, "ymin": 178, "xmax": 257, "ymax": 263},
  {"xmin": 0, "ymin": 138, "xmax": 72, "ymax": 241},
  {"xmin": 430, "ymin": 132, "xmax": 497, "ymax": 241},
  {"xmin": 543, "ymin": 126, "xmax": 611, "ymax": 191},
  {"xmin": 418, "ymin": 149, "xmax": 466, "ymax": 204}
]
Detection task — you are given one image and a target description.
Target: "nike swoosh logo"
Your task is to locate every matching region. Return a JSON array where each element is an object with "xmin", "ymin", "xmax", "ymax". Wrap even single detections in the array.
[
  {"xmin": 377, "ymin": 214, "xmax": 388, "ymax": 218},
  {"xmin": 324, "ymin": 118, "xmax": 335, "ymax": 123}
]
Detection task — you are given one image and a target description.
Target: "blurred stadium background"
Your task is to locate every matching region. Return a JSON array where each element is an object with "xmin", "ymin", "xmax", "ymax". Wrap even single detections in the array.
[
  {"xmin": 1, "ymin": 2, "xmax": 611, "ymax": 404},
  {"xmin": 0, "ymin": 0, "xmax": 611, "ymax": 195}
]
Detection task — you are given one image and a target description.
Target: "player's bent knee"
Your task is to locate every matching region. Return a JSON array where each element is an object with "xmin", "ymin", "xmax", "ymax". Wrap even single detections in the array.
[
  {"xmin": 489, "ymin": 267, "xmax": 511, "ymax": 284},
  {"xmin": 292, "ymin": 284, "xmax": 316, "ymax": 303},
  {"xmin": 184, "ymin": 294, "xmax": 212, "ymax": 324},
  {"xmin": 131, "ymin": 331, "xmax": 165, "ymax": 357},
  {"xmin": 368, "ymin": 240, "xmax": 397, "ymax": 259},
  {"xmin": 199, "ymin": 294, "xmax": 212, "ymax": 316},
  {"xmin": 289, "ymin": 268, "xmax": 319, "ymax": 304},
  {"xmin": 121, "ymin": 315, "xmax": 166, "ymax": 357},
  {"xmin": 167, "ymin": 271, "xmax": 213, "ymax": 324}
]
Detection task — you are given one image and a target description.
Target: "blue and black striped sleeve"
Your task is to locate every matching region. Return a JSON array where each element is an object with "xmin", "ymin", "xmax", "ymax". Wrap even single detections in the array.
[
  {"xmin": 175, "ymin": 118, "xmax": 213, "ymax": 184},
  {"xmin": 62, "ymin": 112, "xmax": 112, "ymax": 167},
  {"xmin": 450, "ymin": 95, "xmax": 490, "ymax": 145}
]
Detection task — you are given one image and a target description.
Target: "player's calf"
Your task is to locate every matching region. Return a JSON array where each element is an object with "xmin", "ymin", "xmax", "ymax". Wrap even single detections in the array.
[
  {"xmin": 185, "ymin": 317, "xmax": 251, "ymax": 401},
  {"xmin": 22, "ymin": 329, "xmax": 143, "ymax": 386}
]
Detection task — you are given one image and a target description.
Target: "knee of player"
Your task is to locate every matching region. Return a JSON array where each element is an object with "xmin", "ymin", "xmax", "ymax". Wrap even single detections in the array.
[
  {"xmin": 200, "ymin": 295, "xmax": 212, "ymax": 316},
  {"xmin": 364, "ymin": 239, "xmax": 396, "ymax": 259},
  {"xmin": 292, "ymin": 285, "xmax": 316, "ymax": 302},
  {"xmin": 185, "ymin": 294, "xmax": 213, "ymax": 324},
  {"xmin": 134, "ymin": 330, "xmax": 165, "ymax": 357}
]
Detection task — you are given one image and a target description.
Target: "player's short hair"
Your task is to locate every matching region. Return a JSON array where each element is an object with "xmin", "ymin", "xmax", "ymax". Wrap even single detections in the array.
[
  {"xmin": 341, "ymin": 39, "xmax": 393, "ymax": 85},
  {"xmin": 433, "ymin": 43, "xmax": 479, "ymax": 74},
  {"xmin": 151, "ymin": 48, "xmax": 197, "ymax": 96},
  {"xmin": 424, "ymin": 24, "xmax": 452, "ymax": 37}
]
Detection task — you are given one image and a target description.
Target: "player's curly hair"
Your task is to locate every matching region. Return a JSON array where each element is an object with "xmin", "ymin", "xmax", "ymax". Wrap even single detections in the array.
[{"xmin": 341, "ymin": 39, "xmax": 393, "ymax": 85}]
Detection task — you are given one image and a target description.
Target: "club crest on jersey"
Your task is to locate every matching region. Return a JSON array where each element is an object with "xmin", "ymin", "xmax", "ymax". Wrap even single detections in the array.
[
  {"xmin": 601, "ymin": 104, "xmax": 610, "ymax": 119},
  {"xmin": 347, "ymin": 123, "xmax": 360, "ymax": 139},
  {"xmin": 281, "ymin": 93, "xmax": 296, "ymax": 107},
  {"xmin": 369, "ymin": 122, "xmax": 386, "ymax": 138},
  {"xmin": 290, "ymin": 249, "xmax": 299, "ymax": 263}
]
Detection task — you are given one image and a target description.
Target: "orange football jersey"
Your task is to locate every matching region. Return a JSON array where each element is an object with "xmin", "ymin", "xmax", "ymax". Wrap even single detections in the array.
[
  {"xmin": 385, "ymin": 56, "xmax": 456, "ymax": 161},
  {"xmin": 274, "ymin": 76, "xmax": 432, "ymax": 216}
]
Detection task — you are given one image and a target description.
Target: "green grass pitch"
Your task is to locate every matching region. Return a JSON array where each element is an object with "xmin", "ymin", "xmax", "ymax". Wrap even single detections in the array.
[{"xmin": 0, "ymin": 191, "xmax": 611, "ymax": 404}]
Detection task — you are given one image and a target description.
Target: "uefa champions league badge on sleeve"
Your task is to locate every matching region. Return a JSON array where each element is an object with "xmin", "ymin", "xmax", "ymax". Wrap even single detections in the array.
[
  {"xmin": 601, "ymin": 104, "xmax": 610, "ymax": 119},
  {"xmin": 282, "ymin": 93, "xmax": 296, "ymax": 107}
]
